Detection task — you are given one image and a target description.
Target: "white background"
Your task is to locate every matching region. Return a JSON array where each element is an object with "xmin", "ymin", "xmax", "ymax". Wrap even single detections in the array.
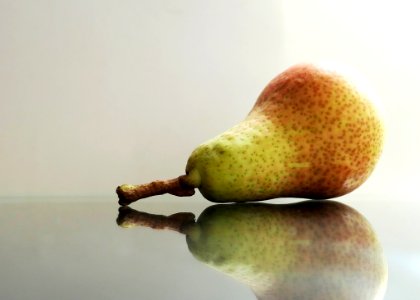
[{"xmin": 1, "ymin": 0, "xmax": 419, "ymax": 198}]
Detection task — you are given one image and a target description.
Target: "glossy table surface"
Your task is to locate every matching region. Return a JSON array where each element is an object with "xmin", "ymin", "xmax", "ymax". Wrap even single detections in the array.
[{"xmin": 0, "ymin": 194, "xmax": 418, "ymax": 299}]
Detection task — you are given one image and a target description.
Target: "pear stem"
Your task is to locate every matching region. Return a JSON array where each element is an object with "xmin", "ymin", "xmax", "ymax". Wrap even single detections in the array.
[
  {"xmin": 116, "ymin": 175, "xmax": 195, "ymax": 206},
  {"xmin": 117, "ymin": 206, "xmax": 195, "ymax": 234}
]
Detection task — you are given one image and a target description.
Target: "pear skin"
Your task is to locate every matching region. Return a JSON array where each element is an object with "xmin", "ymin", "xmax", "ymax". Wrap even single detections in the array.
[{"xmin": 117, "ymin": 64, "xmax": 384, "ymax": 204}]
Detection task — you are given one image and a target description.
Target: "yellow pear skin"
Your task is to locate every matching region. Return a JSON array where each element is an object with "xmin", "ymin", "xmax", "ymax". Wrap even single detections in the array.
[{"xmin": 117, "ymin": 64, "xmax": 384, "ymax": 205}]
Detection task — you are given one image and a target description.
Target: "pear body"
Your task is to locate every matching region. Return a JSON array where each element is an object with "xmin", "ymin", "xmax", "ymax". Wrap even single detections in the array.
[
  {"xmin": 185, "ymin": 64, "xmax": 383, "ymax": 202},
  {"xmin": 186, "ymin": 201, "xmax": 387, "ymax": 300}
]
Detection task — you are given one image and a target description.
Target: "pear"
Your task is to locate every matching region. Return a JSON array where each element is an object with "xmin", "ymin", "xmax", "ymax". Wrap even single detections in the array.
[
  {"xmin": 117, "ymin": 64, "xmax": 383, "ymax": 205},
  {"xmin": 117, "ymin": 201, "xmax": 388, "ymax": 300}
]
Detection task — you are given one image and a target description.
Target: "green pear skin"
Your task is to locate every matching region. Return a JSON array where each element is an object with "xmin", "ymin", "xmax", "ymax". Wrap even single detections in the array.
[
  {"xmin": 117, "ymin": 64, "xmax": 383, "ymax": 205},
  {"xmin": 185, "ymin": 201, "xmax": 387, "ymax": 300}
]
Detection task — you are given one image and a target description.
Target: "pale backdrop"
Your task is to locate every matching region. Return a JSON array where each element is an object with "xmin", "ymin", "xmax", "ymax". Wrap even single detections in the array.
[{"xmin": 1, "ymin": 0, "xmax": 419, "ymax": 198}]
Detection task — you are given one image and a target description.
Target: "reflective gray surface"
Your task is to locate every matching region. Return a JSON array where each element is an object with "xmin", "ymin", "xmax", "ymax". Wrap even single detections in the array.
[{"xmin": 0, "ymin": 195, "xmax": 418, "ymax": 299}]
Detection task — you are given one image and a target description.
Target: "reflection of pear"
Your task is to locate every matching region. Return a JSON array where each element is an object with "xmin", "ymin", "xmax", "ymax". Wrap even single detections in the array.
[
  {"xmin": 116, "ymin": 64, "xmax": 383, "ymax": 205},
  {"xmin": 117, "ymin": 201, "xmax": 388, "ymax": 300}
]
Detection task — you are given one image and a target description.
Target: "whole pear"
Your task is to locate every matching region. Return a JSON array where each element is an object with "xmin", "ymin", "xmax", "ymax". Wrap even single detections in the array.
[
  {"xmin": 117, "ymin": 201, "xmax": 388, "ymax": 300},
  {"xmin": 117, "ymin": 64, "xmax": 383, "ymax": 205}
]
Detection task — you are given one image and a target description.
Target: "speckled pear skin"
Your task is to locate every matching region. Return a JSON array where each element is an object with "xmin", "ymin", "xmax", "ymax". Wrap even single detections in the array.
[
  {"xmin": 185, "ymin": 64, "xmax": 384, "ymax": 202},
  {"xmin": 185, "ymin": 201, "xmax": 388, "ymax": 300}
]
